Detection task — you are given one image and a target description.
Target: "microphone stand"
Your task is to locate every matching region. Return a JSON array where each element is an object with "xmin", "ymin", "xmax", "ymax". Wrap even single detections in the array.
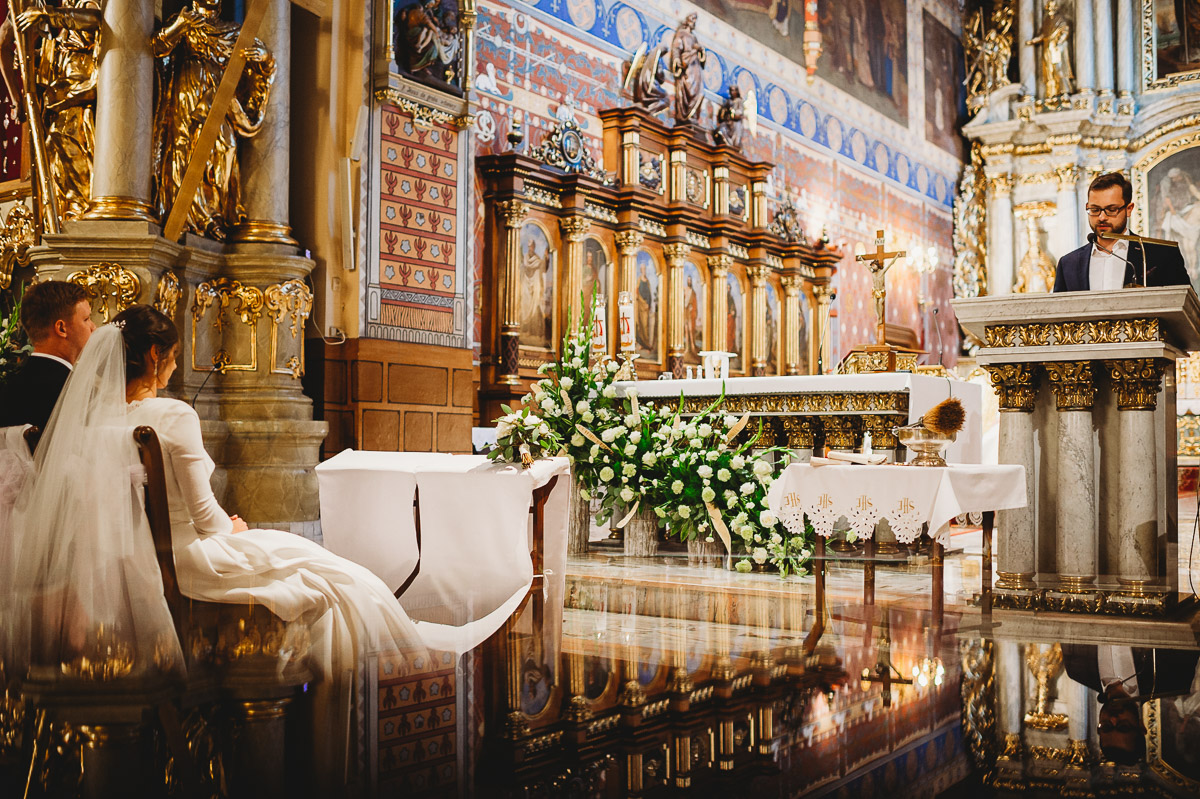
[{"xmin": 1105, "ymin": 231, "xmax": 1181, "ymax": 288}]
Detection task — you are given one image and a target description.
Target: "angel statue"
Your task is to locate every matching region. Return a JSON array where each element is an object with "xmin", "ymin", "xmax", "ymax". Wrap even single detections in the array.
[
  {"xmin": 1027, "ymin": 0, "xmax": 1074, "ymax": 99},
  {"xmin": 713, "ymin": 86, "xmax": 757, "ymax": 150},
  {"xmin": 965, "ymin": 0, "xmax": 1014, "ymax": 106},
  {"xmin": 152, "ymin": 0, "xmax": 275, "ymax": 240},
  {"xmin": 670, "ymin": 14, "xmax": 706, "ymax": 124},
  {"xmin": 624, "ymin": 43, "xmax": 670, "ymax": 115}
]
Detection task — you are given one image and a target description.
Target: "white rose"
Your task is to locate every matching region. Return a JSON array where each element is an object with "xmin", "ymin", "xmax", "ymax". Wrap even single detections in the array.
[
  {"xmin": 607, "ymin": 361, "xmax": 619, "ymax": 373},
  {"xmin": 760, "ymin": 510, "xmax": 778, "ymax": 527},
  {"xmin": 496, "ymin": 420, "xmax": 514, "ymax": 438},
  {"xmin": 752, "ymin": 548, "xmax": 768, "ymax": 564},
  {"xmin": 642, "ymin": 452, "xmax": 658, "ymax": 467},
  {"xmin": 718, "ymin": 468, "xmax": 731, "ymax": 482},
  {"xmin": 671, "ymin": 480, "xmax": 684, "ymax": 494},
  {"xmin": 560, "ymin": 377, "xmax": 574, "ymax": 390},
  {"xmin": 740, "ymin": 482, "xmax": 755, "ymax": 495},
  {"xmin": 576, "ymin": 400, "xmax": 590, "ymax": 414},
  {"xmin": 726, "ymin": 495, "xmax": 737, "ymax": 509},
  {"xmin": 771, "ymin": 532, "xmax": 783, "ymax": 544},
  {"xmin": 603, "ymin": 385, "xmax": 618, "ymax": 398},
  {"xmin": 624, "ymin": 414, "xmax": 640, "ymax": 428},
  {"xmin": 697, "ymin": 465, "xmax": 713, "ymax": 479},
  {"xmin": 582, "ymin": 411, "xmax": 595, "ymax": 423},
  {"xmin": 701, "ymin": 486, "xmax": 716, "ymax": 502},
  {"xmin": 630, "ymin": 431, "xmax": 642, "ymax": 444},
  {"xmin": 540, "ymin": 398, "xmax": 556, "ymax": 413},
  {"xmin": 706, "ymin": 451, "xmax": 718, "ymax": 462},
  {"xmin": 734, "ymin": 513, "xmax": 749, "ymax": 526},
  {"xmin": 537, "ymin": 423, "xmax": 550, "ymax": 436},
  {"xmin": 620, "ymin": 487, "xmax": 635, "ymax": 503},
  {"xmin": 622, "ymin": 443, "xmax": 636, "ymax": 457},
  {"xmin": 602, "ymin": 428, "xmax": 619, "ymax": 443},
  {"xmin": 622, "ymin": 463, "xmax": 636, "ymax": 477},
  {"xmin": 724, "ymin": 415, "xmax": 737, "ymax": 427},
  {"xmin": 590, "ymin": 444, "xmax": 600, "ymax": 458},
  {"xmin": 698, "ymin": 423, "xmax": 713, "ymax": 438},
  {"xmin": 571, "ymin": 433, "xmax": 585, "ymax": 447},
  {"xmin": 753, "ymin": 460, "xmax": 772, "ymax": 477},
  {"xmin": 731, "ymin": 456, "xmax": 746, "ymax": 470},
  {"xmin": 600, "ymin": 466, "xmax": 615, "ymax": 481},
  {"xmin": 678, "ymin": 505, "xmax": 692, "ymax": 519}
]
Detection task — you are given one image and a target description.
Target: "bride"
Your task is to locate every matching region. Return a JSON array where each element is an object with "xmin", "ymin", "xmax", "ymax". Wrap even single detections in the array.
[{"xmin": 10, "ymin": 304, "xmax": 422, "ymax": 792}]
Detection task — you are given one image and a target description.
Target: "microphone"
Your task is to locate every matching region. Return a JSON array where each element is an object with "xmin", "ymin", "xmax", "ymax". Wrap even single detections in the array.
[
  {"xmin": 1087, "ymin": 232, "xmax": 1144, "ymax": 287},
  {"xmin": 932, "ymin": 307, "xmax": 945, "ymax": 370}
]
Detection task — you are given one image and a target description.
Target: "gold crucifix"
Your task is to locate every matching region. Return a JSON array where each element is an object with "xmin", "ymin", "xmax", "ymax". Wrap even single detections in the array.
[{"xmin": 856, "ymin": 230, "xmax": 905, "ymax": 345}]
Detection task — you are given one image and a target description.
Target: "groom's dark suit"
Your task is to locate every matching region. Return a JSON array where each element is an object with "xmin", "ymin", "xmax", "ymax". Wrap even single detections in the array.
[
  {"xmin": 0, "ymin": 355, "xmax": 70, "ymax": 432},
  {"xmin": 1052, "ymin": 240, "xmax": 1191, "ymax": 292}
]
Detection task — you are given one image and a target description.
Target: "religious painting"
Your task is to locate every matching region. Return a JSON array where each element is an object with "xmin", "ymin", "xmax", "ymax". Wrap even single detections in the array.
[
  {"xmin": 682, "ymin": 261, "xmax": 706, "ymax": 364},
  {"xmin": 725, "ymin": 272, "xmax": 745, "ymax": 373},
  {"xmin": 798, "ymin": 290, "xmax": 812, "ymax": 374},
  {"xmin": 582, "ymin": 237, "xmax": 610, "ymax": 307},
  {"xmin": 634, "ymin": 250, "xmax": 661, "ymax": 365},
  {"xmin": 1146, "ymin": 145, "xmax": 1200, "ymax": 292},
  {"xmin": 765, "ymin": 284, "xmax": 781, "ymax": 374},
  {"xmin": 816, "ymin": 0, "xmax": 909, "ymax": 123},
  {"xmin": 518, "ymin": 223, "xmax": 556, "ymax": 351},
  {"xmin": 922, "ymin": 11, "xmax": 966, "ymax": 158},
  {"xmin": 1152, "ymin": 690, "xmax": 1200, "ymax": 787},
  {"xmin": 1152, "ymin": 0, "xmax": 1200, "ymax": 80}
]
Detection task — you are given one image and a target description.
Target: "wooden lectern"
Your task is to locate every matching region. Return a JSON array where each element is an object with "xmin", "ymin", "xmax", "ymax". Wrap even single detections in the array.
[{"xmin": 954, "ymin": 287, "xmax": 1200, "ymax": 616}]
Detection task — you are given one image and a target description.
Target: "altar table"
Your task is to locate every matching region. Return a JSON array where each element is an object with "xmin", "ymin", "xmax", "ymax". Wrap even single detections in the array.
[
  {"xmin": 617, "ymin": 373, "xmax": 984, "ymax": 463},
  {"xmin": 315, "ymin": 451, "xmax": 570, "ymax": 653}
]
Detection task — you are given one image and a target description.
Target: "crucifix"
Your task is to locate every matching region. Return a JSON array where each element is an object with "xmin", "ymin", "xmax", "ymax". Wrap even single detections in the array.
[{"xmin": 855, "ymin": 230, "xmax": 906, "ymax": 345}]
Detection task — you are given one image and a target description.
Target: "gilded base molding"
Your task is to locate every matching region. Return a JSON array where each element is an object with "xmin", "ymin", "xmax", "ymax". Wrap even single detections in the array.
[
  {"xmin": 993, "ymin": 586, "xmax": 1043, "ymax": 610},
  {"xmin": 1042, "ymin": 587, "xmax": 1104, "ymax": 614},
  {"xmin": 996, "ymin": 571, "xmax": 1037, "ymax": 589},
  {"xmin": 229, "ymin": 220, "xmax": 299, "ymax": 246},
  {"xmin": 839, "ymin": 345, "xmax": 920, "ymax": 375},
  {"xmin": 81, "ymin": 196, "xmax": 158, "ymax": 222},
  {"xmin": 1024, "ymin": 712, "xmax": 1069, "ymax": 731}
]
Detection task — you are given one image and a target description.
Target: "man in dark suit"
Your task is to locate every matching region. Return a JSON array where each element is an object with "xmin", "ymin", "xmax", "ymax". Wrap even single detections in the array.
[
  {"xmin": 1053, "ymin": 171, "xmax": 1192, "ymax": 292},
  {"xmin": 0, "ymin": 280, "xmax": 95, "ymax": 431},
  {"xmin": 1064, "ymin": 643, "xmax": 1200, "ymax": 765}
]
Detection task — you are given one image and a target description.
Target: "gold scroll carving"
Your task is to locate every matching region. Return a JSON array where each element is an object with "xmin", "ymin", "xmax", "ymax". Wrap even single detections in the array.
[
  {"xmin": 66, "ymin": 262, "xmax": 141, "ymax": 322},
  {"xmin": 0, "ymin": 204, "xmax": 35, "ymax": 290},
  {"xmin": 1045, "ymin": 361, "xmax": 1096, "ymax": 411},
  {"xmin": 959, "ymin": 638, "xmax": 997, "ymax": 771},
  {"xmin": 984, "ymin": 318, "xmax": 1162, "ymax": 347},
  {"xmin": 191, "ymin": 278, "xmax": 264, "ymax": 373},
  {"xmin": 1023, "ymin": 642, "xmax": 1068, "ymax": 730},
  {"xmin": 1106, "ymin": 358, "xmax": 1165, "ymax": 411},
  {"xmin": 985, "ymin": 362, "xmax": 1039, "ymax": 411},
  {"xmin": 155, "ymin": 271, "xmax": 182, "ymax": 319},
  {"xmin": 265, "ymin": 279, "xmax": 314, "ymax": 378}
]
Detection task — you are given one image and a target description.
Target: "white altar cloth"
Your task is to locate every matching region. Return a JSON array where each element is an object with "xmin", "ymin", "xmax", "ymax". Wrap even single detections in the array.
[
  {"xmin": 315, "ymin": 451, "xmax": 570, "ymax": 653},
  {"xmin": 766, "ymin": 463, "xmax": 1026, "ymax": 543},
  {"xmin": 616, "ymin": 373, "xmax": 984, "ymax": 463}
]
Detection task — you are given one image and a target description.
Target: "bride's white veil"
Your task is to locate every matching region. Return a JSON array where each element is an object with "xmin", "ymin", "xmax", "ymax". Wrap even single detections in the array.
[{"xmin": 4, "ymin": 325, "xmax": 183, "ymax": 680}]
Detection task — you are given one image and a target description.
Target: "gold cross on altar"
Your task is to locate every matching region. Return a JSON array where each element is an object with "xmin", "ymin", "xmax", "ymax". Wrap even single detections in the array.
[{"xmin": 855, "ymin": 230, "xmax": 906, "ymax": 345}]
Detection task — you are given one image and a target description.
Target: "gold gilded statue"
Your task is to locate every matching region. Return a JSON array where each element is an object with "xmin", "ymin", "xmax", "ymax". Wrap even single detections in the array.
[
  {"xmin": 152, "ymin": 0, "xmax": 274, "ymax": 240},
  {"xmin": 1027, "ymin": 0, "xmax": 1074, "ymax": 99},
  {"xmin": 0, "ymin": 0, "xmax": 101, "ymax": 225}
]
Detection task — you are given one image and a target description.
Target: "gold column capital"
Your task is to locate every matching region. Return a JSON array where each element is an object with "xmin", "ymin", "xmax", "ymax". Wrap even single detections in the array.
[
  {"xmin": 706, "ymin": 253, "xmax": 733, "ymax": 275},
  {"xmin": 780, "ymin": 274, "xmax": 803, "ymax": 293},
  {"xmin": 985, "ymin": 362, "xmax": 1040, "ymax": 411},
  {"xmin": 1054, "ymin": 164, "xmax": 1080, "ymax": 191},
  {"xmin": 663, "ymin": 242, "xmax": 690, "ymax": 264},
  {"xmin": 498, "ymin": 199, "xmax": 529, "ymax": 228},
  {"xmin": 1104, "ymin": 358, "xmax": 1165, "ymax": 410},
  {"xmin": 1045, "ymin": 361, "xmax": 1096, "ymax": 411},
  {"xmin": 812, "ymin": 282, "xmax": 834, "ymax": 301},
  {"xmin": 615, "ymin": 229, "xmax": 644, "ymax": 253},
  {"xmin": 747, "ymin": 263, "xmax": 769, "ymax": 285},
  {"xmin": 988, "ymin": 174, "xmax": 1013, "ymax": 199},
  {"xmin": 559, "ymin": 215, "xmax": 590, "ymax": 241}
]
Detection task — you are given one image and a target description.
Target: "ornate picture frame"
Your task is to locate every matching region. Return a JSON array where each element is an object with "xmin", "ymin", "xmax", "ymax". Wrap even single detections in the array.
[{"xmin": 1142, "ymin": 0, "xmax": 1200, "ymax": 92}]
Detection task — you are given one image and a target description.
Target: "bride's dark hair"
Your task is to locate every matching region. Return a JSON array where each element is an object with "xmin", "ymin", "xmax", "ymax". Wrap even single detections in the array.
[{"xmin": 112, "ymin": 304, "xmax": 180, "ymax": 381}]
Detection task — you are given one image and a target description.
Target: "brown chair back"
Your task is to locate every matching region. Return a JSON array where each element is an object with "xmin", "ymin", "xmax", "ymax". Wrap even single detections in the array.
[
  {"xmin": 132, "ymin": 426, "xmax": 186, "ymax": 635},
  {"xmin": 22, "ymin": 426, "xmax": 40, "ymax": 455}
]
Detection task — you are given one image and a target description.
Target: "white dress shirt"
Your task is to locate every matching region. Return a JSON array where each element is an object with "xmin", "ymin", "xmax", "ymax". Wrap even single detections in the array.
[
  {"xmin": 1088, "ymin": 238, "xmax": 1130, "ymax": 291},
  {"xmin": 30, "ymin": 351, "xmax": 72, "ymax": 371},
  {"xmin": 1098, "ymin": 644, "xmax": 1139, "ymax": 697}
]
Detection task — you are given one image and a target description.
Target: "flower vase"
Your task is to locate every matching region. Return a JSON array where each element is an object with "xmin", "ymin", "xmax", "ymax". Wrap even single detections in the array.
[
  {"xmin": 624, "ymin": 507, "xmax": 659, "ymax": 557},
  {"xmin": 687, "ymin": 538, "xmax": 724, "ymax": 568},
  {"xmin": 567, "ymin": 478, "xmax": 592, "ymax": 555}
]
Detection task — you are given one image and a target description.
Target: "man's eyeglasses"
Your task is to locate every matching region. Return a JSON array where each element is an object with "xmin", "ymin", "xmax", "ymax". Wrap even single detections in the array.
[{"xmin": 1085, "ymin": 205, "xmax": 1130, "ymax": 218}]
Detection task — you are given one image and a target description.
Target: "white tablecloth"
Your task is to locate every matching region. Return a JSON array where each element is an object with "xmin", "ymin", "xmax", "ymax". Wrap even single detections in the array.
[
  {"xmin": 315, "ymin": 451, "xmax": 570, "ymax": 653},
  {"xmin": 766, "ymin": 463, "xmax": 1027, "ymax": 543}
]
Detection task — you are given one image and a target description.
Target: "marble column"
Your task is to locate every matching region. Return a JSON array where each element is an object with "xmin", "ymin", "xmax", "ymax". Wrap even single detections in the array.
[
  {"xmin": 996, "ymin": 641, "xmax": 1024, "ymax": 758},
  {"xmin": 1046, "ymin": 361, "xmax": 1097, "ymax": 585},
  {"xmin": 560, "ymin": 216, "xmax": 590, "ymax": 334},
  {"xmin": 1116, "ymin": 0, "xmax": 1135, "ymax": 99},
  {"xmin": 1107, "ymin": 359, "xmax": 1165, "ymax": 584},
  {"xmin": 497, "ymin": 200, "xmax": 529, "ymax": 384},
  {"xmin": 781, "ymin": 275, "xmax": 803, "ymax": 375},
  {"xmin": 1075, "ymin": 0, "xmax": 1095, "ymax": 95},
  {"xmin": 1054, "ymin": 165, "xmax": 1081, "ymax": 261},
  {"xmin": 1094, "ymin": 0, "xmax": 1114, "ymax": 104},
  {"xmin": 615, "ymin": 230, "xmax": 644, "ymax": 361},
  {"xmin": 1019, "ymin": 0, "xmax": 1036, "ymax": 97},
  {"xmin": 84, "ymin": 0, "xmax": 156, "ymax": 220},
  {"xmin": 1065, "ymin": 676, "xmax": 1091, "ymax": 754},
  {"xmin": 987, "ymin": 363, "xmax": 1039, "ymax": 587},
  {"xmin": 813, "ymin": 282, "xmax": 833, "ymax": 373},
  {"xmin": 987, "ymin": 175, "xmax": 1015, "ymax": 295},
  {"xmin": 748, "ymin": 264, "xmax": 769, "ymax": 376},
  {"xmin": 233, "ymin": 0, "xmax": 295, "ymax": 245},
  {"xmin": 664, "ymin": 242, "xmax": 689, "ymax": 378},
  {"xmin": 707, "ymin": 255, "xmax": 731, "ymax": 353}
]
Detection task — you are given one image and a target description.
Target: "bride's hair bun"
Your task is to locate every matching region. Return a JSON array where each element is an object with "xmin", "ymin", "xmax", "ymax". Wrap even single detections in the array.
[{"xmin": 111, "ymin": 304, "xmax": 180, "ymax": 380}]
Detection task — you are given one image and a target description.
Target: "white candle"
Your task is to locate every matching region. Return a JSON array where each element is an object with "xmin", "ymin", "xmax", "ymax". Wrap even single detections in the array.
[{"xmin": 617, "ymin": 290, "xmax": 635, "ymax": 351}]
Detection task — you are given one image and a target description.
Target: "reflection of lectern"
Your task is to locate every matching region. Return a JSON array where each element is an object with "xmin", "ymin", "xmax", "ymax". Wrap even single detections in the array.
[{"xmin": 954, "ymin": 287, "xmax": 1200, "ymax": 615}]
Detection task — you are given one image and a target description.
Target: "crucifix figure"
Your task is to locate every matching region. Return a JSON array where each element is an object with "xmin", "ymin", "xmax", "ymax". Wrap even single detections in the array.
[{"xmin": 856, "ymin": 230, "xmax": 906, "ymax": 345}]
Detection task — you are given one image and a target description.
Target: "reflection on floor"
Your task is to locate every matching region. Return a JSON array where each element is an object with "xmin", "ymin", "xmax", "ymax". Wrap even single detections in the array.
[{"xmin": 372, "ymin": 506, "xmax": 1200, "ymax": 798}]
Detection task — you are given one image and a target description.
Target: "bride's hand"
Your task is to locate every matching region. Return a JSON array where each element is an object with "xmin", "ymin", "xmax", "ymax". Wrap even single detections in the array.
[{"xmin": 230, "ymin": 514, "xmax": 249, "ymax": 533}]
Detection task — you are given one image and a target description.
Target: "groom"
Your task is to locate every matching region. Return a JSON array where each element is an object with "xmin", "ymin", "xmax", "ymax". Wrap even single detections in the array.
[{"xmin": 0, "ymin": 280, "xmax": 95, "ymax": 432}]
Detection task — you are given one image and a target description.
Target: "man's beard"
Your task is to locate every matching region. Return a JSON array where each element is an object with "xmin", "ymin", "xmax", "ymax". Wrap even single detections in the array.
[{"xmin": 1093, "ymin": 217, "xmax": 1128, "ymax": 237}]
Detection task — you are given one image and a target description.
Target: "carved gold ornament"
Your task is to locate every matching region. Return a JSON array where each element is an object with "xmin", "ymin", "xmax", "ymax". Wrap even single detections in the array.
[
  {"xmin": 1105, "ymin": 358, "xmax": 1165, "ymax": 410},
  {"xmin": 1179, "ymin": 412, "xmax": 1200, "ymax": 457},
  {"xmin": 984, "ymin": 318, "xmax": 1163, "ymax": 347},
  {"xmin": 0, "ymin": 203, "xmax": 35, "ymax": 290},
  {"xmin": 67, "ymin": 262, "xmax": 141, "ymax": 322},
  {"xmin": 264, "ymin": 279, "xmax": 314, "ymax": 379},
  {"xmin": 615, "ymin": 230, "xmax": 644, "ymax": 254},
  {"xmin": 985, "ymin": 363, "xmax": 1039, "ymax": 411},
  {"xmin": 953, "ymin": 146, "xmax": 987, "ymax": 299},
  {"xmin": 959, "ymin": 638, "xmax": 997, "ymax": 771},
  {"xmin": 497, "ymin": 199, "xmax": 529, "ymax": 228},
  {"xmin": 841, "ymin": 350, "xmax": 920, "ymax": 374},
  {"xmin": 191, "ymin": 278, "xmax": 264, "ymax": 373},
  {"xmin": 155, "ymin": 271, "xmax": 182, "ymax": 319},
  {"xmin": 1023, "ymin": 643, "xmax": 1068, "ymax": 730},
  {"xmin": 374, "ymin": 89, "xmax": 474, "ymax": 130},
  {"xmin": 1045, "ymin": 361, "xmax": 1096, "ymax": 410}
]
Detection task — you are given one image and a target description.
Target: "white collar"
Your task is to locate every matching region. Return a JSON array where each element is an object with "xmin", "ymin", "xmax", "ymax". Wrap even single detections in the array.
[
  {"xmin": 30, "ymin": 351, "xmax": 73, "ymax": 371},
  {"xmin": 1092, "ymin": 238, "xmax": 1129, "ymax": 258}
]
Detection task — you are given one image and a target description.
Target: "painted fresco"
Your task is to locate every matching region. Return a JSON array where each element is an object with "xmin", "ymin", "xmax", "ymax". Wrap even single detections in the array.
[
  {"xmin": 1151, "ymin": 146, "xmax": 1200, "ymax": 292},
  {"xmin": 726, "ymin": 272, "xmax": 745, "ymax": 372},
  {"xmin": 1154, "ymin": 0, "xmax": 1200, "ymax": 77},
  {"xmin": 582, "ymin": 237, "xmax": 610, "ymax": 305},
  {"xmin": 634, "ymin": 250, "xmax": 662, "ymax": 364},
  {"xmin": 518, "ymin": 223, "xmax": 556, "ymax": 350},
  {"xmin": 683, "ymin": 261, "xmax": 706, "ymax": 364},
  {"xmin": 923, "ymin": 11, "xmax": 965, "ymax": 158},
  {"xmin": 816, "ymin": 0, "xmax": 909, "ymax": 122},
  {"xmin": 766, "ymin": 284, "xmax": 781, "ymax": 374}
]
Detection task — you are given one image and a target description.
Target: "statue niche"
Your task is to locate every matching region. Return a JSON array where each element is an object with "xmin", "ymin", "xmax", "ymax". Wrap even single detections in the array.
[
  {"xmin": 152, "ymin": 0, "xmax": 275, "ymax": 241},
  {"xmin": 1027, "ymin": 0, "xmax": 1074, "ymax": 100},
  {"xmin": 392, "ymin": 0, "xmax": 462, "ymax": 90}
]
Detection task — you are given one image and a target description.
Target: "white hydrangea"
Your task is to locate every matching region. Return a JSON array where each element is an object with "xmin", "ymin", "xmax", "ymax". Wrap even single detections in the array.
[
  {"xmin": 740, "ymin": 482, "xmax": 755, "ymax": 495},
  {"xmin": 698, "ymin": 423, "xmax": 713, "ymax": 438},
  {"xmin": 582, "ymin": 411, "xmax": 594, "ymax": 423},
  {"xmin": 560, "ymin": 377, "xmax": 574, "ymax": 390},
  {"xmin": 620, "ymin": 487, "xmax": 635, "ymax": 503},
  {"xmin": 607, "ymin": 360, "xmax": 619, "ymax": 373},
  {"xmin": 642, "ymin": 452, "xmax": 658, "ymax": 467},
  {"xmin": 717, "ymin": 468, "xmax": 731, "ymax": 482},
  {"xmin": 731, "ymin": 455, "xmax": 746, "ymax": 470},
  {"xmin": 724, "ymin": 415, "xmax": 737, "ymax": 427},
  {"xmin": 697, "ymin": 465, "xmax": 713, "ymax": 479},
  {"xmin": 671, "ymin": 480, "xmax": 684, "ymax": 494},
  {"xmin": 701, "ymin": 486, "xmax": 716, "ymax": 503},
  {"xmin": 599, "ymin": 466, "xmax": 615, "ymax": 482},
  {"xmin": 752, "ymin": 547, "xmax": 768, "ymax": 564},
  {"xmin": 770, "ymin": 532, "xmax": 783, "ymax": 545},
  {"xmin": 678, "ymin": 505, "xmax": 692, "ymax": 519}
]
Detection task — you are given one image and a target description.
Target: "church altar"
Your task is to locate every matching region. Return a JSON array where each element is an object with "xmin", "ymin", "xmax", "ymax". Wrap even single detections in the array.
[{"xmin": 616, "ymin": 373, "xmax": 984, "ymax": 463}]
